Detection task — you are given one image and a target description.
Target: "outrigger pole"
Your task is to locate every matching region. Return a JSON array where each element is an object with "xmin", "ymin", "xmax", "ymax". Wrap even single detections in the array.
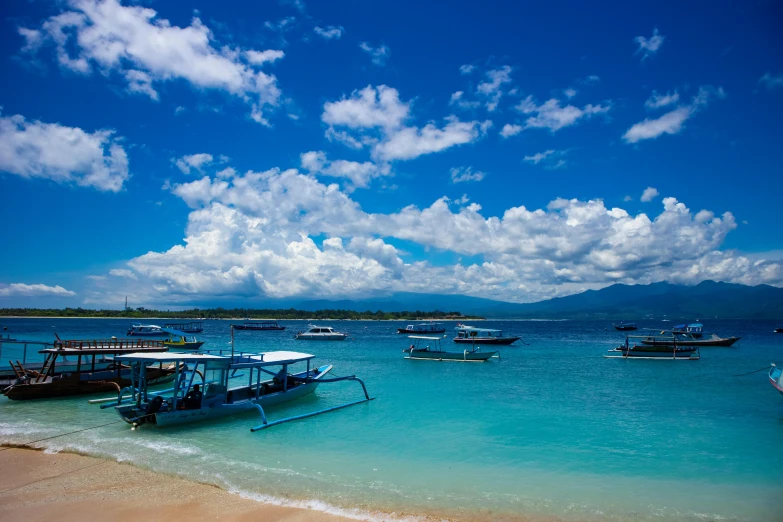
[{"xmin": 250, "ymin": 375, "xmax": 374, "ymax": 432}]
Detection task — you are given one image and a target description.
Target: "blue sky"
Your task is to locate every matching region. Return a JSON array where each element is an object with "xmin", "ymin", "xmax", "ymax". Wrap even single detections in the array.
[{"xmin": 0, "ymin": 0, "xmax": 781, "ymax": 308}]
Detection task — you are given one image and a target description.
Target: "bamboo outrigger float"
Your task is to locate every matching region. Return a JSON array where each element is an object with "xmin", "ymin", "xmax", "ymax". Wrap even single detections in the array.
[
  {"xmin": 3, "ymin": 336, "xmax": 174, "ymax": 400},
  {"xmin": 104, "ymin": 350, "xmax": 374, "ymax": 431}
]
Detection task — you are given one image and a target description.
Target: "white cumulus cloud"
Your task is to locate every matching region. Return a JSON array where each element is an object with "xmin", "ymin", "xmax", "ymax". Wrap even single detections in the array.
[
  {"xmin": 21, "ymin": 0, "xmax": 284, "ymax": 125},
  {"xmin": 450, "ymin": 166, "xmax": 486, "ymax": 183},
  {"xmin": 516, "ymin": 96, "xmax": 610, "ymax": 132},
  {"xmin": 645, "ymin": 91, "xmax": 679, "ymax": 109},
  {"xmin": 314, "ymin": 26, "xmax": 343, "ymax": 40},
  {"xmin": 359, "ymin": 42, "xmax": 390, "ymax": 66},
  {"xmin": 635, "ymin": 27, "xmax": 664, "ymax": 60},
  {"xmin": 640, "ymin": 187, "xmax": 659, "ymax": 202},
  {"xmin": 0, "ymin": 111, "xmax": 129, "ymax": 192},
  {"xmin": 0, "ymin": 283, "xmax": 76, "ymax": 297},
  {"xmin": 500, "ymin": 124, "xmax": 522, "ymax": 138},
  {"xmin": 175, "ymin": 153, "xmax": 214, "ymax": 175}
]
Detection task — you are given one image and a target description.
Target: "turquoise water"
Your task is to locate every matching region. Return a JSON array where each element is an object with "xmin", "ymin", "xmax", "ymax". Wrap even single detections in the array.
[{"xmin": 1, "ymin": 318, "xmax": 781, "ymax": 521}]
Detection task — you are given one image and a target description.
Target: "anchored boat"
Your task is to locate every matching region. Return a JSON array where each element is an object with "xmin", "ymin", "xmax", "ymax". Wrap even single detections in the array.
[
  {"xmin": 163, "ymin": 321, "xmax": 204, "ymax": 333},
  {"xmin": 3, "ymin": 337, "xmax": 174, "ymax": 400},
  {"xmin": 404, "ymin": 335, "xmax": 498, "ymax": 362},
  {"xmin": 453, "ymin": 324, "xmax": 519, "ymax": 345},
  {"xmin": 294, "ymin": 325, "xmax": 347, "ymax": 340},
  {"xmin": 162, "ymin": 328, "xmax": 204, "ymax": 351},
  {"xmin": 232, "ymin": 320, "xmax": 286, "ymax": 331},
  {"xmin": 397, "ymin": 322, "xmax": 446, "ymax": 334},
  {"xmin": 672, "ymin": 323, "xmax": 703, "ymax": 338},
  {"xmin": 613, "ymin": 322, "xmax": 638, "ymax": 331},
  {"xmin": 605, "ymin": 335, "xmax": 700, "ymax": 360},
  {"xmin": 770, "ymin": 364, "xmax": 782, "ymax": 396},
  {"xmin": 107, "ymin": 350, "xmax": 373, "ymax": 431},
  {"xmin": 639, "ymin": 332, "xmax": 740, "ymax": 347},
  {"xmin": 127, "ymin": 324, "xmax": 165, "ymax": 336}
]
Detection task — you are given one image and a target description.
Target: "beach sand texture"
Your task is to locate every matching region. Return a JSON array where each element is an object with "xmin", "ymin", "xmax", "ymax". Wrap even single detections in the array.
[{"xmin": 0, "ymin": 448, "xmax": 355, "ymax": 522}]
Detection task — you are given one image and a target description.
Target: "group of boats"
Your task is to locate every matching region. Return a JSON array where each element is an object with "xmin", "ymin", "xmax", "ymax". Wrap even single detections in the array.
[{"xmin": 1, "ymin": 318, "xmax": 779, "ymax": 434}]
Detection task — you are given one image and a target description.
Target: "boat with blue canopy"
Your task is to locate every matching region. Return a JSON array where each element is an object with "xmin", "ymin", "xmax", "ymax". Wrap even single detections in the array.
[
  {"xmin": 672, "ymin": 323, "xmax": 703, "ymax": 338},
  {"xmin": 127, "ymin": 324, "xmax": 165, "ymax": 337},
  {"xmin": 106, "ymin": 350, "xmax": 373, "ymax": 431},
  {"xmin": 232, "ymin": 320, "xmax": 285, "ymax": 331},
  {"xmin": 163, "ymin": 321, "xmax": 203, "ymax": 333},
  {"xmin": 453, "ymin": 324, "xmax": 519, "ymax": 345},
  {"xmin": 404, "ymin": 336, "xmax": 499, "ymax": 362}
]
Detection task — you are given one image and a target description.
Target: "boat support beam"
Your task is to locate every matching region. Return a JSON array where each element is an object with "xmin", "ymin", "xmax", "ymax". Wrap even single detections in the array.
[{"xmin": 251, "ymin": 376, "xmax": 374, "ymax": 432}]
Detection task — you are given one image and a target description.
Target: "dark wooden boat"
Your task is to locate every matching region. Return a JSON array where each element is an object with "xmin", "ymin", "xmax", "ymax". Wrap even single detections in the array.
[
  {"xmin": 3, "ymin": 337, "xmax": 174, "ymax": 400},
  {"xmin": 613, "ymin": 322, "xmax": 638, "ymax": 331},
  {"xmin": 639, "ymin": 334, "xmax": 740, "ymax": 347},
  {"xmin": 232, "ymin": 320, "xmax": 286, "ymax": 331},
  {"xmin": 775, "ymin": 328, "xmax": 783, "ymax": 334}
]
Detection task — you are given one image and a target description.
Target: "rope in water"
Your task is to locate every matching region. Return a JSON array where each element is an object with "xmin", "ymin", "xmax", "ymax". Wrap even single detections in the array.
[
  {"xmin": 733, "ymin": 365, "xmax": 773, "ymax": 377},
  {"xmin": 0, "ymin": 419, "xmax": 124, "ymax": 453}
]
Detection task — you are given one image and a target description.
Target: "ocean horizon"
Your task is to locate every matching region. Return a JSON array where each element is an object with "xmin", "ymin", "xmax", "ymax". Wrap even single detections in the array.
[{"xmin": 1, "ymin": 317, "xmax": 781, "ymax": 521}]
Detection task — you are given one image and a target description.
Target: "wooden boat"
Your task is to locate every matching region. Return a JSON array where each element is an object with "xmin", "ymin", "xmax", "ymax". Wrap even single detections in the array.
[
  {"xmin": 162, "ymin": 328, "xmax": 204, "ymax": 351},
  {"xmin": 672, "ymin": 323, "xmax": 703, "ymax": 338},
  {"xmin": 127, "ymin": 324, "xmax": 165, "ymax": 336},
  {"xmin": 3, "ymin": 337, "xmax": 174, "ymax": 400},
  {"xmin": 613, "ymin": 322, "xmax": 638, "ymax": 331},
  {"xmin": 453, "ymin": 324, "xmax": 519, "ymax": 345},
  {"xmin": 232, "ymin": 320, "xmax": 286, "ymax": 331},
  {"xmin": 295, "ymin": 325, "xmax": 347, "ymax": 340},
  {"xmin": 605, "ymin": 336, "xmax": 700, "ymax": 360},
  {"xmin": 397, "ymin": 322, "xmax": 446, "ymax": 334},
  {"xmin": 108, "ymin": 351, "xmax": 373, "ymax": 431},
  {"xmin": 770, "ymin": 364, "xmax": 783, "ymax": 396},
  {"xmin": 404, "ymin": 336, "xmax": 498, "ymax": 362},
  {"xmin": 639, "ymin": 333, "xmax": 740, "ymax": 347},
  {"xmin": 163, "ymin": 321, "xmax": 204, "ymax": 333}
]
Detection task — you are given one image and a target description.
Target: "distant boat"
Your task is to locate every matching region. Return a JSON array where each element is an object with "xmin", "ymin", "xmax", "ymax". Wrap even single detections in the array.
[
  {"xmin": 127, "ymin": 324, "xmax": 165, "ymax": 336},
  {"xmin": 404, "ymin": 335, "xmax": 498, "ymax": 362},
  {"xmin": 775, "ymin": 328, "xmax": 783, "ymax": 334},
  {"xmin": 232, "ymin": 320, "xmax": 285, "ymax": 331},
  {"xmin": 295, "ymin": 325, "xmax": 347, "ymax": 340},
  {"xmin": 397, "ymin": 322, "xmax": 446, "ymax": 334},
  {"xmin": 453, "ymin": 324, "xmax": 520, "ymax": 345},
  {"xmin": 605, "ymin": 336, "xmax": 700, "ymax": 360},
  {"xmin": 613, "ymin": 322, "xmax": 638, "ymax": 331},
  {"xmin": 770, "ymin": 364, "xmax": 782, "ymax": 396},
  {"xmin": 163, "ymin": 321, "xmax": 203, "ymax": 333},
  {"xmin": 672, "ymin": 323, "xmax": 703, "ymax": 338}
]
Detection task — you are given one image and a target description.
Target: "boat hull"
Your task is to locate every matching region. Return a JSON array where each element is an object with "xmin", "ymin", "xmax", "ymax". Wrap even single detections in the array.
[
  {"xmin": 453, "ymin": 337, "xmax": 519, "ymax": 345},
  {"xmin": 3, "ymin": 367, "xmax": 175, "ymax": 400},
  {"xmin": 233, "ymin": 326, "xmax": 286, "ymax": 331},
  {"xmin": 404, "ymin": 349, "xmax": 497, "ymax": 362},
  {"xmin": 163, "ymin": 341, "xmax": 204, "ymax": 351},
  {"xmin": 770, "ymin": 367, "xmax": 783, "ymax": 396},
  {"xmin": 639, "ymin": 336, "xmax": 740, "ymax": 347},
  {"xmin": 605, "ymin": 346, "xmax": 699, "ymax": 360},
  {"xmin": 614, "ymin": 325, "xmax": 638, "ymax": 331},
  {"xmin": 295, "ymin": 334, "xmax": 347, "ymax": 340}
]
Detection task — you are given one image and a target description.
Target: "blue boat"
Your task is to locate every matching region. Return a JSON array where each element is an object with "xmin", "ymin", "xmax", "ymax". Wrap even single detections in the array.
[
  {"xmin": 770, "ymin": 364, "xmax": 783, "ymax": 396},
  {"xmin": 672, "ymin": 323, "xmax": 703, "ymax": 338},
  {"xmin": 163, "ymin": 321, "xmax": 203, "ymax": 333}
]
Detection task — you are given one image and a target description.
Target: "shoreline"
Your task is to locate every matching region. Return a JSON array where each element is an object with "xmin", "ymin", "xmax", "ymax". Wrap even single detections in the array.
[{"xmin": 0, "ymin": 446, "xmax": 405, "ymax": 522}]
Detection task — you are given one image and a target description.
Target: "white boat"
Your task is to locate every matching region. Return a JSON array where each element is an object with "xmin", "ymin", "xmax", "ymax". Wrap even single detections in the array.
[
  {"xmin": 294, "ymin": 325, "xmax": 347, "ymax": 340},
  {"xmin": 453, "ymin": 324, "xmax": 520, "ymax": 345},
  {"xmin": 127, "ymin": 324, "xmax": 165, "ymax": 336},
  {"xmin": 108, "ymin": 351, "xmax": 373, "ymax": 431},
  {"xmin": 403, "ymin": 336, "xmax": 499, "ymax": 362},
  {"xmin": 397, "ymin": 322, "xmax": 446, "ymax": 334}
]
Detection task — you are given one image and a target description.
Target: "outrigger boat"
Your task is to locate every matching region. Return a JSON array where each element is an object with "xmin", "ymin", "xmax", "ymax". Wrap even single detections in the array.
[
  {"xmin": 127, "ymin": 324, "xmax": 165, "ymax": 336},
  {"xmin": 397, "ymin": 322, "xmax": 446, "ymax": 334},
  {"xmin": 106, "ymin": 350, "xmax": 373, "ymax": 431},
  {"xmin": 295, "ymin": 325, "xmax": 347, "ymax": 340},
  {"xmin": 613, "ymin": 322, "xmax": 638, "ymax": 331},
  {"xmin": 453, "ymin": 325, "xmax": 519, "ymax": 345},
  {"xmin": 232, "ymin": 320, "xmax": 286, "ymax": 331},
  {"xmin": 770, "ymin": 364, "xmax": 782, "ymax": 396},
  {"xmin": 605, "ymin": 334, "xmax": 700, "ymax": 360},
  {"xmin": 162, "ymin": 328, "xmax": 204, "ymax": 351},
  {"xmin": 3, "ymin": 337, "xmax": 174, "ymax": 400},
  {"xmin": 163, "ymin": 321, "xmax": 204, "ymax": 333},
  {"xmin": 404, "ymin": 336, "xmax": 498, "ymax": 362}
]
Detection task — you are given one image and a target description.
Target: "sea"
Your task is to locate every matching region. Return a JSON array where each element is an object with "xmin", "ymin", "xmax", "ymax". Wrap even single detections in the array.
[{"xmin": 0, "ymin": 318, "xmax": 781, "ymax": 521}]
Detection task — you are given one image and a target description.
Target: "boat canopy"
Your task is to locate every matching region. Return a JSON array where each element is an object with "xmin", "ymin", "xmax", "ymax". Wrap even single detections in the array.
[
  {"xmin": 250, "ymin": 351, "xmax": 315, "ymax": 364},
  {"xmin": 160, "ymin": 328, "xmax": 189, "ymax": 337},
  {"xmin": 455, "ymin": 325, "xmax": 502, "ymax": 333},
  {"xmin": 408, "ymin": 335, "xmax": 443, "ymax": 340},
  {"xmin": 116, "ymin": 352, "xmax": 226, "ymax": 362}
]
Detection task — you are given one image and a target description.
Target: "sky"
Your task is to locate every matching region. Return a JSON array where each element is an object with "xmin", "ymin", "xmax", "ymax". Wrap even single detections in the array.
[{"xmin": 0, "ymin": 0, "xmax": 782, "ymax": 309}]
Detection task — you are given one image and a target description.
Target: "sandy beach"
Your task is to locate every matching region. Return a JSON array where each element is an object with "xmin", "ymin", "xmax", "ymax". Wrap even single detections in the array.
[{"xmin": 0, "ymin": 447, "xmax": 357, "ymax": 522}]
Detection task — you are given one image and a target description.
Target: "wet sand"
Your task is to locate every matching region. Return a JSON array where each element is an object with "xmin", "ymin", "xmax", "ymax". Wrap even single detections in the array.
[{"xmin": 0, "ymin": 447, "xmax": 358, "ymax": 522}]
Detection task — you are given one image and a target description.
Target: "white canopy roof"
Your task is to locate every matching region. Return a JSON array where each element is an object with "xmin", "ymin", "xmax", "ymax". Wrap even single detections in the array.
[
  {"xmin": 115, "ymin": 352, "xmax": 226, "ymax": 362},
  {"xmin": 250, "ymin": 351, "xmax": 315, "ymax": 364},
  {"xmin": 408, "ymin": 335, "xmax": 443, "ymax": 340}
]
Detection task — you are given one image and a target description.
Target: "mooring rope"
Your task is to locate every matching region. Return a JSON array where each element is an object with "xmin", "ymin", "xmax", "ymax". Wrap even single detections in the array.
[
  {"xmin": 733, "ymin": 365, "xmax": 773, "ymax": 377},
  {"xmin": 0, "ymin": 419, "xmax": 124, "ymax": 453}
]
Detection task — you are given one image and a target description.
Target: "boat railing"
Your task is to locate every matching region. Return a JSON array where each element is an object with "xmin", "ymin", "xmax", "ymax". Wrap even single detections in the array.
[
  {"xmin": 53, "ymin": 338, "xmax": 167, "ymax": 350},
  {"xmin": 0, "ymin": 338, "xmax": 56, "ymax": 373}
]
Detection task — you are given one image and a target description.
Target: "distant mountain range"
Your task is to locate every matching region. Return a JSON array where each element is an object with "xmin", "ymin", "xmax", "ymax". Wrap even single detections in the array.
[{"xmin": 296, "ymin": 281, "xmax": 783, "ymax": 320}]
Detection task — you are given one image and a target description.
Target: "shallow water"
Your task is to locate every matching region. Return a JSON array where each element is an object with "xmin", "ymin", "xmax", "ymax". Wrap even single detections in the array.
[{"xmin": 1, "ymin": 318, "xmax": 781, "ymax": 521}]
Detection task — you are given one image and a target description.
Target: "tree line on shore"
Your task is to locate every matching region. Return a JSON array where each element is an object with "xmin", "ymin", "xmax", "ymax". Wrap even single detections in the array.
[{"xmin": 0, "ymin": 307, "xmax": 480, "ymax": 321}]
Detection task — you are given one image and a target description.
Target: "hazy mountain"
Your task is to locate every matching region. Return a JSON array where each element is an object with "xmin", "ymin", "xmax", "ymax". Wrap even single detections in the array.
[{"xmin": 297, "ymin": 281, "xmax": 783, "ymax": 319}]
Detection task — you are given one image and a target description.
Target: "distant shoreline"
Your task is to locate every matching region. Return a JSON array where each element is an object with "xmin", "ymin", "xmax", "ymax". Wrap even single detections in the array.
[{"xmin": 0, "ymin": 316, "xmax": 484, "ymax": 321}]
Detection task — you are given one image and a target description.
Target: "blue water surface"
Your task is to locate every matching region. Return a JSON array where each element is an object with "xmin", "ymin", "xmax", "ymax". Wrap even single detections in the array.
[{"xmin": 0, "ymin": 318, "xmax": 781, "ymax": 521}]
